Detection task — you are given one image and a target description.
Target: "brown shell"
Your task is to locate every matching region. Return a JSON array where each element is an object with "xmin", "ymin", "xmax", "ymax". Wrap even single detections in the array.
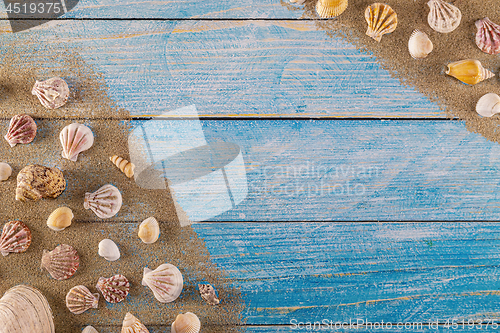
[
  {"xmin": 4, "ymin": 114, "xmax": 37, "ymax": 147},
  {"xmin": 41, "ymin": 244, "xmax": 79, "ymax": 280},
  {"xmin": 0, "ymin": 220, "xmax": 32, "ymax": 256},
  {"xmin": 15, "ymin": 164, "xmax": 66, "ymax": 201},
  {"xmin": 198, "ymin": 284, "xmax": 220, "ymax": 305},
  {"xmin": 96, "ymin": 274, "xmax": 130, "ymax": 303},
  {"xmin": 65, "ymin": 285, "xmax": 99, "ymax": 314},
  {"xmin": 110, "ymin": 155, "xmax": 135, "ymax": 178}
]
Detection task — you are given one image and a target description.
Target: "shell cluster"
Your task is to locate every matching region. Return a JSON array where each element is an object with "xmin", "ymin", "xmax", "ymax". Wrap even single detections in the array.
[
  {"xmin": 4, "ymin": 114, "xmax": 37, "ymax": 147},
  {"xmin": 96, "ymin": 274, "xmax": 130, "ymax": 303},
  {"xmin": 32, "ymin": 77, "xmax": 69, "ymax": 109},
  {"xmin": 16, "ymin": 164, "xmax": 66, "ymax": 202},
  {"xmin": 65, "ymin": 285, "xmax": 99, "ymax": 314},
  {"xmin": 364, "ymin": 3, "xmax": 397, "ymax": 42},
  {"xmin": 41, "ymin": 244, "xmax": 79, "ymax": 280},
  {"xmin": 199, "ymin": 283, "xmax": 220, "ymax": 305},
  {"xmin": 110, "ymin": 155, "xmax": 135, "ymax": 178},
  {"xmin": 315, "ymin": 0, "xmax": 347, "ymax": 18},
  {"xmin": 122, "ymin": 312, "xmax": 150, "ymax": 333},
  {"xmin": 142, "ymin": 264, "xmax": 183, "ymax": 303},
  {"xmin": 138, "ymin": 217, "xmax": 160, "ymax": 244},
  {"xmin": 46, "ymin": 207, "xmax": 73, "ymax": 231},
  {"xmin": 0, "ymin": 220, "xmax": 32, "ymax": 256},
  {"xmin": 98, "ymin": 238, "xmax": 120, "ymax": 261},
  {"xmin": 171, "ymin": 312, "xmax": 201, "ymax": 333},
  {"xmin": 84, "ymin": 184, "xmax": 122, "ymax": 218},
  {"xmin": 60, "ymin": 123, "xmax": 94, "ymax": 162}
]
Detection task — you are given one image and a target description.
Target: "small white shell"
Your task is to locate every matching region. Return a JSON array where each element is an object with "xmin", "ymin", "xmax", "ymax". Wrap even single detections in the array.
[
  {"xmin": 0, "ymin": 162, "xmax": 12, "ymax": 181},
  {"xmin": 142, "ymin": 263, "xmax": 183, "ymax": 303},
  {"xmin": 84, "ymin": 184, "xmax": 122, "ymax": 219},
  {"xmin": 122, "ymin": 312, "xmax": 149, "ymax": 333},
  {"xmin": 98, "ymin": 239, "xmax": 120, "ymax": 261},
  {"xmin": 408, "ymin": 30, "xmax": 433, "ymax": 59},
  {"xmin": 60, "ymin": 123, "xmax": 94, "ymax": 162},
  {"xmin": 138, "ymin": 217, "xmax": 160, "ymax": 244},
  {"xmin": 476, "ymin": 93, "xmax": 500, "ymax": 118},
  {"xmin": 171, "ymin": 312, "xmax": 201, "ymax": 333},
  {"xmin": 427, "ymin": 0, "xmax": 461, "ymax": 33},
  {"xmin": 83, "ymin": 326, "xmax": 99, "ymax": 333}
]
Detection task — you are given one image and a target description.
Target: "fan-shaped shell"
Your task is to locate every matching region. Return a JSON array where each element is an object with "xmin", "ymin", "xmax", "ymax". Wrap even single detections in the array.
[
  {"xmin": 110, "ymin": 155, "xmax": 135, "ymax": 178},
  {"xmin": 315, "ymin": 0, "xmax": 347, "ymax": 18},
  {"xmin": 142, "ymin": 263, "xmax": 183, "ymax": 303},
  {"xmin": 0, "ymin": 220, "xmax": 31, "ymax": 256},
  {"xmin": 364, "ymin": 3, "xmax": 397, "ymax": 42},
  {"xmin": 4, "ymin": 114, "xmax": 37, "ymax": 147},
  {"xmin": 476, "ymin": 93, "xmax": 500, "ymax": 117},
  {"xmin": 82, "ymin": 326, "xmax": 99, "ymax": 333},
  {"xmin": 121, "ymin": 312, "xmax": 150, "ymax": 333},
  {"xmin": 32, "ymin": 77, "xmax": 69, "ymax": 109},
  {"xmin": 60, "ymin": 123, "xmax": 94, "ymax": 162},
  {"xmin": 98, "ymin": 238, "xmax": 120, "ymax": 261},
  {"xmin": 84, "ymin": 184, "xmax": 122, "ymax": 219},
  {"xmin": 46, "ymin": 207, "xmax": 73, "ymax": 231},
  {"xmin": 41, "ymin": 244, "xmax": 79, "ymax": 280},
  {"xmin": 138, "ymin": 217, "xmax": 160, "ymax": 244},
  {"xmin": 199, "ymin": 283, "xmax": 220, "ymax": 305},
  {"xmin": 15, "ymin": 164, "xmax": 66, "ymax": 201},
  {"xmin": 65, "ymin": 285, "xmax": 99, "ymax": 314},
  {"xmin": 171, "ymin": 312, "xmax": 201, "ymax": 333},
  {"xmin": 0, "ymin": 162, "xmax": 12, "ymax": 181},
  {"xmin": 427, "ymin": 0, "xmax": 461, "ymax": 33},
  {"xmin": 408, "ymin": 29, "xmax": 433, "ymax": 59},
  {"xmin": 475, "ymin": 17, "xmax": 500, "ymax": 55},
  {"xmin": 446, "ymin": 59, "xmax": 495, "ymax": 85},
  {"xmin": 96, "ymin": 274, "xmax": 130, "ymax": 303}
]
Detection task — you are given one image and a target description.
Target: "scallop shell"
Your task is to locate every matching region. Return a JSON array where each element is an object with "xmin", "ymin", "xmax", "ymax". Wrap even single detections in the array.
[
  {"xmin": 0, "ymin": 162, "xmax": 12, "ymax": 181},
  {"xmin": 475, "ymin": 17, "xmax": 500, "ymax": 55},
  {"xmin": 408, "ymin": 29, "xmax": 433, "ymax": 59},
  {"xmin": 84, "ymin": 184, "xmax": 123, "ymax": 219},
  {"xmin": 315, "ymin": 0, "xmax": 348, "ymax": 18},
  {"xmin": 138, "ymin": 217, "xmax": 160, "ymax": 244},
  {"xmin": 446, "ymin": 59, "xmax": 495, "ymax": 85},
  {"xmin": 96, "ymin": 274, "xmax": 130, "ymax": 303},
  {"xmin": 65, "ymin": 285, "xmax": 99, "ymax": 314},
  {"xmin": 32, "ymin": 77, "xmax": 69, "ymax": 109},
  {"xmin": 121, "ymin": 312, "xmax": 150, "ymax": 333},
  {"xmin": 4, "ymin": 114, "xmax": 37, "ymax": 147},
  {"xmin": 15, "ymin": 164, "xmax": 66, "ymax": 202},
  {"xmin": 365, "ymin": 3, "xmax": 397, "ymax": 42},
  {"xmin": 427, "ymin": 0, "xmax": 461, "ymax": 33},
  {"xmin": 0, "ymin": 220, "xmax": 31, "ymax": 256},
  {"xmin": 41, "ymin": 244, "xmax": 79, "ymax": 280},
  {"xmin": 198, "ymin": 284, "xmax": 220, "ymax": 305},
  {"xmin": 46, "ymin": 207, "xmax": 73, "ymax": 231},
  {"xmin": 142, "ymin": 263, "xmax": 183, "ymax": 303},
  {"xmin": 476, "ymin": 93, "xmax": 500, "ymax": 117},
  {"xmin": 98, "ymin": 238, "xmax": 120, "ymax": 261},
  {"xmin": 82, "ymin": 326, "xmax": 99, "ymax": 333},
  {"xmin": 110, "ymin": 155, "xmax": 135, "ymax": 178},
  {"xmin": 171, "ymin": 312, "xmax": 201, "ymax": 333},
  {"xmin": 60, "ymin": 123, "xmax": 94, "ymax": 162}
]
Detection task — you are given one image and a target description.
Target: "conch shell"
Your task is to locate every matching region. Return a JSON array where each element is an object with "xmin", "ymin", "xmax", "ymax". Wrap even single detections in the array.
[
  {"xmin": 60, "ymin": 123, "xmax": 94, "ymax": 162},
  {"xmin": 65, "ymin": 285, "xmax": 99, "ymax": 314},
  {"xmin": 41, "ymin": 244, "xmax": 79, "ymax": 280},
  {"xmin": 476, "ymin": 93, "xmax": 500, "ymax": 118},
  {"xmin": 138, "ymin": 217, "xmax": 160, "ymax": 244},
  {"xmin": 4, "ymin": 114, "xmax": 37, "ymax": 147},
  {"xmin": 315, "ymin": 0, "xmax": 348, "ymax": 18},
  {"xmin": 121, "ymin": 312, "xmax": 150, "ymax": 333},
  {"xmin": 475, "ymin": 17, "xmax": 500, "ymax": 55},
  {"xmin": 0, "ymin": 220, "xmax": 32, "ymax": 256},
  {"xmin": 15, "ymin": 164, "xmax": 66, "ymax": 201},
  {"xmin": 46, "ymin": 207, "xmax": 73, "ymax": 231},
  {"xmin": 0, "ymin": 162, "xmax": 12, "ymax": 181},
  {"xmin": 408, "ymin": 29, "xmax": 433, "ymax": 59},
  {"xmin": 446, "ymin": 59, "xmax": 495, "ymax": 85},
  {"xmin": 171, "ymin": 312, "xmax": 201, "ymax": 333},
  {"xmin": 32, "ymin": 77, "xmax": 69, "ymax": 109},
  {"xmin": 110, "ymin": 155, "xmax": 135, "ymax": 178},
  {"xmin": 365, "ymin": 3, "xmax": 397, "ymax": 42},
  {"xmin": 142, "ymin": 264, "xmax": 183, "ymax": 303},
  {"xmin": 84, "ymin": 184, "xmax": 122, "ymax": 219},
  {"xmin": 427, "ymin": 0, "xmax": 461, "ymax": 33}
]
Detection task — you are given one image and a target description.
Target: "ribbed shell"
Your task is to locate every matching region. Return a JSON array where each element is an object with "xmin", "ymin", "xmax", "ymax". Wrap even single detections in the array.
[
  {"xmin": 60, "ymin": 123, "xmax": 94, "ymax": 162},
  {"xmin": 199, "ymin": 284, "xmax": 220, "ymax": 305},
  {"xmin": 4, "ymin": 114, "xmax": 37, "ymax": 147},
  {"xmin": 31, "ymin": 77, "xmax": 69, "ymax": 109},
  {"xmin": 171, "ymin": 312, "xmax": 201, "ymax": 333},
  {"xmin": 15, "ymin": 164, "xmax": 66, "ymax": 202},
  {"xmin": 96, "ymin": 274, "xmax": 130, "ymax": 303},
  {"xmin": 0, "ymin": 162, "xmax": 12, "ymax": 181},
  {"xmin": 65, "ymin": 285, "xmax": 99, "ymax": 314},
  {"xmin": 41, "ymin": 244, "xmax": 79, "ymax": 280},
  {"xmin": 84, "ymin": 184, "xmax": 123, "ymax": 219},
  {"xmin": 46, "ymin": 207, "xmax": 73, "ymax": 231},
  {"xmin": 446, "ymin": 59, "xmax": 495, "ymax": 85},
  {"xmin": 315, "ymin": 0, "xmax": 348, "ymax": 18},
  {"xmin": 82, "ymin": 326, "xmax": 99, "ymax": 333},
  {"xmin": 475, "ymin": 17, "xmax": 500, "ymax": 55},
  {"xmin": 110, "ymin": 155, "xmax": 135, "ymax": 178},
  {"xmin": 138, "ymin": 217, "xmax": 160, "ymax": 244},
  {"xmin": 0, "ymin": 220, "xmax": 31, "ymax": 256},
  {"xmin": 142, "ymin": 263, "xmax": 183, "ymax": 303},
  {"xmin": 121, "ymin": 312, "xmax": 150, "ymax": 333},
  {"xmin": 408, "ymin": 29, "xmax": 433, "ymax": 59},
  {"xmin": 365, "ymin": 3, "xmax": 397, "ymax": 42},
  {"xmin": 476, "ymin": 93, "xmax": 500, "ymax": 117},
  {"xmin": 427, "ymin": 0, "xmax": 461, "ymax": 33}
]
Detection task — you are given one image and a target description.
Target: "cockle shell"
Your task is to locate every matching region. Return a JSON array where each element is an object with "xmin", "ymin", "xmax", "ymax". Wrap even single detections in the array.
[
  {"xmin": 0, "ymin": 220, "xmax": 31, "ymax": 256},
  {"xmin": 46, "ymin": 207, "xmax": 73, "ymax": 231},
  {"xmin": 110, "ymin": 155, "xmax": 135, "ymax": 178},
  {"xmin": 365, "ymin": 3, "xmax": 397, "ymax": 42},
  {"xmin": 476, "ymin": 93, "xmax": 500, "ymax": 117},
  {"xmin": 171, "ymin": 312, "xmax": 201, "ymax": 333},
  {"xmin": 408, "ymin": 30, "xmax": 433, "ymax": 59},
  {"xmin": 138, "ymin": 217, "xmax": 160, "ymax": 244},
  {"xmin": 96, "ymin": 274, "xmax": 130, "ymax": 303},
  {"xmin": 427, "ymin": 0, "xmax": 461, "ymax": 33},
  {"xmin": 82, "ymin": 326, "xmax": 99, "ymax": 333},
  {"xmin": 98, "ymin": 238, "xmax": 120, "ymax": 261},
  {"xmin": 142, "ymin": 263, "xmax": 183, "ymax": 303},
  {"xmin": 315, "ymin": 0, "xmax": 348, "ymax": 18},
  {"xmin": 475, "ymin": 17, "xmax": 500, "ymax": 55},
  {"xmin": 199, "ymin": 284, "xmax": 220, "ymax": 305},
  {"xmin": 65, "ymin": 285, "xmax": 99, "ymax": 314},
  {"xmin": 84, "ymin": 184, "xmax": 122, "ymax": 219},
  {"xmin": 446, "ymin": 59, "xmax": 495, "ymax": 85},
  {"xmin": 41, "ymin": 244, "xmax": 79, "ymax": 280},
  {"xmin": 121, "ymin": 312, "xmax": 150, "ymax": 333},
  {"xmin": 4, "ymin": 114, "xmax": 37, "ymax": 147},
  {"xmin": 16, "ymin": 164, "xmax": 66, "ymax": 201},
  {"xmin": 32, "ymin": 77, "xmax": 69, "ymax": 109},
  {"xmin": 60, "ymin": 123, "xmax": 94, "ymax": 162},
  {"xmin": 0, "ymin": 162, "xmax": 12, "ymax": 181}
]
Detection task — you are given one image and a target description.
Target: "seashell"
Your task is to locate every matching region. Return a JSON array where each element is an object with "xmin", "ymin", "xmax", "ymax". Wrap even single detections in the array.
[
  {"xmin": 65, "ymin": 285, "xmax": 99, "ymax": 314},
  {"xmin": 96, "ymin": 274, "xmax": 130, "ymax": 303},
  {"xmin": 138, "ymin": 217, "xmax": 160, "ymax": 244},
  {"xmin": 315, "ymin": 0, "xmax": 348, "ymax": 18},
  {"xmin": 16, "ymin": 164, "xmax": 66, "ymax": 201},
  {"xmin": 476, "ymin": 93, "xmax": 500, "ymax": 117},
  {"xmin": 446, "ymin": 59, "xmax": 495, "ymax": 85},
  {"xmin": 0, "ymin": 162, "xmax": 12, "ymax": 181},
  {"xmin": 364, "ymin": 3, "xmax": 397, "ymax": 42},
  {"xmin": 142, "ymin": 263, "xmax": 183, "ymax": 303},
  {"xmin": 0, "ymin": 285, "xmax": 55, "ymax": 333},
  {"xmin": 84, "ymin": 184, "xmax": 122, "ymax": 219},
  {"xmin": 98, "ymin": 238, "xmax": 120, "ymax": 261},
  {"xmin": 0, "ymin": 220, "xmax": 31, "ymax": 256},
  {"xmin": 110, "ymin": 155, "xmax": 135, "ymax": 178},
  {"xmin": 427, "ymin": 0, "xmax": 461, "ymax": 33},
  {"xmin": 60, "ymin": 123, "xmax": 94, "ymax": 162},
  {"xmin": 46, "ymin": 207, "xmax": 73, "ymax": 231},
  {"xmin": 171, "ymin": 312, "xmax": 201, "ymax": 333},
  {"xmin": 198, "ymin": 284, "xmax": 220, "ymax": 305},
  {"xmin": 83, "ymin": 326, "xmax": 99, "ymax": 333},
  {"xmin": 32, "ymin": 77, "xmax": 69, "ymax": 109},
  {"xmin": 121, "ymin": 312, "xmax": 150, "ymax": 333},
  {"xmin": 475, "ymin": 17, "xmax": 500, "ymax": 55},
  {"xmin": 41, "ymin": 244, "xmax": 79, "ymax": 280},
  {"xmin": 4, "ymin": 114, "xmax": 37, "ymax": 147},
  {"xmin": 408, "ymin": 29, "xmax": 433, "ymax": 59}
]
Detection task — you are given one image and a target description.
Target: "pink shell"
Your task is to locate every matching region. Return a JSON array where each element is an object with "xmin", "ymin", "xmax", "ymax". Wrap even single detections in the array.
[
  {"xmin": 476, "ymin": 17, "xmax": 500, "ymax": 55},
  {"xmin": 41, "ymin": 244, "xmax": 79, "ymax": 280},
  {"xmin": 142, "ymin": 264, "xmax": 183, "ymax": 303},
  {"xmin": 4, "ymin": 114, "xmax": 37, "ymax": 147},
  {"xmin": 65, "ymin": 285, "xmax": 99, "ymax": 314},
  {"xmin": 96, "ymin": 274, "xmax": 130, "ymax": 303},
  {"xmin": 84, "ymin": 184, "xmax": 122, "ymax": 219},
  {"xmin": 60, "ymin": 123, "xmax": 94, "ymax": 162},
  {"xmin": 31, "ymin": 77, "xmax": 69, "ymax": 109},
  {"xmin": 0, "ymin": 220, "xmax": 31, "ymax": 256}
]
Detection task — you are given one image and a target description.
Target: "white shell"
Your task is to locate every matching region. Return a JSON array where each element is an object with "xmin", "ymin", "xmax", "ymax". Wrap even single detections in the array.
[
  {"xmin": 98, "ymin": 239, "xmax": 120, "ymax": 261},
  {"xmin": 408, "ymin": 30, "xmax": 433, "ymax": 59},
  {"xmin": 171, "ymin": 312, "xmax": 201, "ymax": 333},
  {"xmin": 0, "ymin": 162, "xmax": 12, "ymax": 181},
  {"xmin": 60, "ymin": 123, "xmax": 94, "ymax": 162},
  {"xmin": 476, "ymin": 93, "xmax": 500, "ymax": 118},
  {"xmin": 138, "ymin": 217, "xmax": 160, "ymax": 244},
  {"xmin": 84, "ymin": 184, "xmax": 122, "ymax": 219},
  {"xmin": 427, "ymin": 0, "xmax": 461, "ymax": 33},
  {"xmin": 31, "ymin": 77, "xmax": 69, "ymax": 109},
  {"xmin": 142, "ymin": 263, "xmax": 183, "ymax": 303},
  {"xmin": 122, "ymin": 312, "xmax": 149, "ymax": 333},
  {"xmin": 82, "ymin": 326, "xmax": 99, "ymax": 333}
]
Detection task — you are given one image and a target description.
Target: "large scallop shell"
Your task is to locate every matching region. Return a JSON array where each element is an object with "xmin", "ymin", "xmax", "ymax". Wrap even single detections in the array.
[
  {"xmin": 198, "ymin": 284, "xmax": 220, "ymax": 305},
  {"xmin": 32, "ymin": 77, "xmax": 69, "ymax": 109},
  {"xmin": 476, "ymin": 93, "xmax": 500, "ymax": 117},
  {"xmin": 41, "ymin": 244, "xmax": 79, "ymax": 280},
  {"xmin": 315, "ymin": 0, "xmax": 347, "ymax": 18},
  {"xmin": 65, "ymin": 285, "xmax": 99, "ymax": 314},
  {"xmin": 98, "ymin": 238, "xmax": 120, "ymax": 261},
  {"xmin": 365, "ymin": 3, "xmax": 397, "ymax": 42},
  {"xmin": 60, "ymin": 123, "xmax": 94, "ymax": 162},
  {"xmin": 46, "ymin": 207, "xmax": 73, "ymax": 231},
  {"xmin": 142, "ymin": 263, "xmax": 183, "ymax": 303},
  {"xmin": 110, "ymin": 155, "xmax": 135, "ymax": 178},
  {"xmin": 82, "ymin": 326, "xmax": 99, "ymax": 333},
  {"xmin": 427, "ymin": 0, "xmax": 461, "ymax": 33},
  {"xmin": 4, "ymin": 114, "xmax": 37, "ymax": 147},
  {"xmin": 408, "ymin": 29, "xmax": 433, "ymax": 59},
  {"xmin": 138, "ymin": 217, "xmax": 160, "ymax": 244},
  {"xmin": 0, "ymin": 220, "xmax": 31, "ymax": 256},
  {"xmin": 84, "ymin": 184, "xmax": 122, "ymax": 219},
  {"xmin": 16, "ymin": 164, "xmax": 66, "ymax": 201},
  {"xmin": 96, "ymin": 274, "xmax": 130, "ymax": 303},
  {"xmin": 0, "ymin": 162, "xmax": 12, "ymax": 181},
  {"xmin": 475, "ymin": 17, "xmax": 500, "ymax": 55},
  {"xmin": 121, "ymin": 312, "xmax": 150, "ymax": 333},
  {"xmin": 171, "ymin": 312, "xmax": 201, "ymax": 333},
  {"xmin": 446, "ymin": 59, "xmax": 495, "ymax": 85}
]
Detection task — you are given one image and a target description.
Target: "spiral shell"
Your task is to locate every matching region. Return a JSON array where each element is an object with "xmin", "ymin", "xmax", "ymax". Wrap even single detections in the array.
[
  {"xmin": 446, "ymin": 59, "xmax": 495, "ymax": 85},
  {"xmin": 476, "ymin": 93, "xmax": 500, "ymax": 118},
  {"xmin": 96, "ymin": 274, "xmax": 130, "ymax": 303},
  {"xmin": 138, "ymin": 217, "xmax": 160, "ymax": 244},
  {"xmin": 84, "ymin": 184, "xmax": 123, "ymax": 219},
  {"xmin": 46, "ymin": 207, "xmax": 73, "ymax": 231},
  {"xmin": 121, "ymin": 312, "xmax": 150, "ymax": 333},
  {"xmin": 364, "ymin": 3, "xmax": 397, "ymax": 42},
  {"xmin": 0, "ymin": 220, "xmax": 31, "ymax": 256},
  {"xmin": 427, "ymin": 0, "xmax": 461, "ymax": 33},
  {"xmin": 110, "ymin": 155, "xmax": 135, "ymax": 178},
  {"xmin": 142, "ymin": 263, "xmax": 183, "ymax": 303},
  {"xmin": 15, "ymin": 164, "xmax": 66, "ymax": 202},
  {"xmin": 98, "ymin": 238, "xmax": 120, "ymax": 261},
  {"xmin": 0, "ymin": 162, "xmax": 12, "ymax": 181},
  {"xmin": 199, "ymin": 283, "xmax": 220, "ymax": 305},
  {"xmin": 475, "ymin": 17, "xmax": 500, "ymax": 55},
  {"xmin": 32, "ymin": 77, "xmax": 69, "ymax": 109},
  {"xmin": 4, "ymin": 114, "xmax": 37, "ymax": 147},
  {"xmin": 408, "ymin": 29, "xmax": 433, "ymax": 59},
  {"xmin": 65, "ymin": 285, "xmax": 99, "ymax": 314},
  {"xmin": 60, "ymin": 123, "xmax": 94, "ymax": 162},
  {"xmin": 171, "ymin": 312, "xmax": 201, "ymax": 333},
  {"xmin": 41, "ymin": 244, "xmax": 79, "ymax": 280},
  {"xmin": 315, "ymin": 0, "xmax": 348, "ymax": 18},
  {"xmin": 83, "ymin": 326, "xmax": 99, "ymax": 333}
]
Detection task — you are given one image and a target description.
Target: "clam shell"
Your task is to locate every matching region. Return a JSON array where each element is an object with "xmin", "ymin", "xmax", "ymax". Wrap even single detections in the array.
[
  {"xmin": 476, "ymin": 93, "xmax": 500, "ymax": 117},
  {"xmin": 427, "ymin": 0, "xmax": 461, "ymax": 33},
  {"xmin": 96, "ymin": 274, "xmax": 130, "ymax": 303},
  {"xmin": 446, "ymin": 59, "xmax": 495, "ymax": 85},
  {"xmin": 41, "ymin": 244, "xmax": 79, "ymax": 280},
  {"xmin": 0, "ymin": 162, "xmax": 12, "ymax": 181},
  {"xmin": 171, "ymin": 312, "xmax": 201, "ymax": 333},
  {"xmin": 65, "ymin": 285, "xmax": 99, "ymax": 314},
  {"xmin": 121, "ymin": 312, "xmax": 150, "ymax": 333},
  {"xmin": 408, "ymin": 29, "xmax": 433, "ymax": 59},
  {"xmin": 15, "ymin": 164, "xmax": 66, "ymax": 201},
  {"xmin": 0, "ymin": 220, "xmax": 31, "ymax": 256},
  {"xmin": 475, "ymin": 17, "xmax": 500, "ymax": 55},
  {"xmin": 60, "ymin": 123, "xmax": 94, "ymax": 162},
  {"xmin": 84, "ymin": 184, "xmax": 122, "ymax": 219},
  {"xmin": 315, "ymin": 0, "xmax": 347, "ymax": 18},
  {"xmin": 82, "ymin": 326, "xmax": 99, "ymax": 333},
  {"xmin": 110, "ymin": 155, "xmax": 135, "ymax": 178},
  {"xmin": 46, "ymin": 207, "xmax": 73, "ymax": 231},
  {"xmin": 4, "ymin": 114, "xmax": 37, "ymax": 147},
  {"xmin": 142, "ymin": 263, "xmax": 183, "ymax": 303},
  {"xmin": 98, "ymin": 238, "xmax": 120, "ymax": 261},
  {"xmin": 365, "ymin": 3, "xmax": 397, "ymax": 42},
  {"xmin": 32, "ymin": 77, "xmax": 69, "ymax": 109},
  {"xmin": 138, "ymin": 217, "xmax": 160, "ymax": 244},
  {"xmin": 198, "ymin": 283, "xmax": 220, "ymax": 305}
]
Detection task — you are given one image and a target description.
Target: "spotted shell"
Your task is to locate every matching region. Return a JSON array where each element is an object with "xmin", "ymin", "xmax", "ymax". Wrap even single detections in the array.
[
  {"xmin": 83, "ymin": 326, "xmax": 99, "ymax": 333},
  {"xmin": 142, "ymin": 263, "xmax": 183, "ymax": 303},
  {"xmin": 427, "ymin": 0, "xmax": 461, "ymax": 33},
  {"xmin": 32, "ymin": 77, "xmax": 69, "ymax": 109},
  {"xmin": 4, "ymin": 114, "xmax": 37, "ymax": 147},
  {"xmin": 315, "ymin": 0, "xmax": 347, "ymax": 18},
  {"xmin": 121, "ymin": 312, "xmax": 150, "ymax": 333},
  {"xmin": 46, "ymin": 207, "xmax": 73, "ymax": 231},
  {"xmin": 138, "ymin": 217, "xmax": 160, "ymax": 244},
  {"xmin": 15, "ymin": 164, "xmax": 66, "ymax": 202},
  {"xmin": 84, "ymin": 184, "xmax": 122, "ymax": 219},
  {"xmin": 199, "ymin": 283, "xmax": 220, "ymax": 305},
  {"xmin": 171, "ymin": 312, "xmax": 201, "ymax": 333},
  {"xmin": 60, "ymin": 123, "xmax": 94, "ymax": 162},
  {"xmin": 365, "ymin": 3, "xmax": 397, "ymax": 42},
  {"xmin": 446, "ymin": 59, "xmax": 495, "ymax": 85},
  {"xmin": 475, "ymin": 17, "xmax": 500, "ymax": 55},
  {"xmin": 96, "ymin": 274, "xmax": 130, "ymax": 303},
  {"xmin": 0, "ymin": 220, "xmax": 32, "ymax": 256},
  {"xmin": 41, "ymin": 244, "xmax": 79, "ymax": 280},
  {"xmin": 65, "ymin": 285, "xmax": 99, "ymax": 314}
]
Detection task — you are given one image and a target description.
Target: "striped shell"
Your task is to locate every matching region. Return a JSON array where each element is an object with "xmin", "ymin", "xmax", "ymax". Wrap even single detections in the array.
[
  {"xmin": 83, "ymin": 326, "xmax": 99, "ymax": 333},
  {"xmin": 41, "ymin": 244, "xmax": 79, "ymax": 280},
  {"xmin": 365, "ymin": 3, "xmax": 397, "ymax": 42},
  {"xmin": 138, "ymin": 217, "xmax": 160, "ymax": 244},
  {"xmin": 0, "ymin": 220, "xmax": 31, "ymax": 256},
  {"xmin": 142, "ymin": 264, "xmax": 183, "ymax": 303},
  {"xmin": 32, "ymin": 77, "xmax": 69, "ymax": 109},
  {"xmin": 84, "ymin": 184, "xmax": 123, "ymax": 219},
  {"xmin": 65, "ymin": 285, "xmax": 99, "ymax": 314},
  {"xmin": 475, "ymin": 17, "xmax": 500, "ymax": 55},
  {"xmin": 446, "ymin": 59, "xmax": 495, "ymax": 85},
  {"xmin": 427, "ymin": 0, "xmax": 461, "ymax": 33},
  {"xmin": 315, "ymin": 0, "xmax": 347, "ymax": 18},
  {"xmin": 199, "ymin": 284, "xmax": 220, "ymax": 305},
  {"xmin": 96, "ymin": 274, "xmax": 130, "ymax": 303},
  {"xmin": 121, "ymin": 312, "xmax": 150, "ymax": 333},
  {"xmin": 16, "ymin": 164, "xmax": 66, "ymax": 202},
  {"xmin": 60, "ymin": 123, "xmax": 94, "ymax": 162},
  {"xmin": 171, "ymin": 312, "xmax": 201, "ymax": 333},
  {"xmin": 4, "ymin": 114, "xmax": 37, "ymax": 147},
  {"xmin": 110, "ymin": 155, "xmax": 135, "ymax": 178}
]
